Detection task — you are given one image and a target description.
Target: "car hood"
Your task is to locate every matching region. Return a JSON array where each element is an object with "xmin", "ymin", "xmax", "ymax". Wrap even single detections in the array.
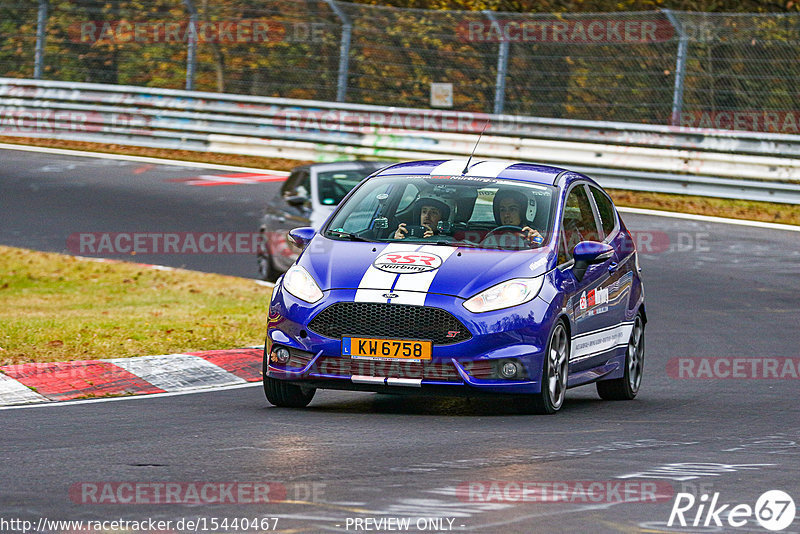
[{"xmin": 299, "ymin": 237, "xmax": 555, "ymax": 299}]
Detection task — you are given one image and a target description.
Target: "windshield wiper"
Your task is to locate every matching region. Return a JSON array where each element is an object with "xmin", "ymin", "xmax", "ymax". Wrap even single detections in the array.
[
  {"xmin": 434, "ymin": 240, "xmax": 481, "ymax": 248},
  {"xmin": 326, "ymin": 230, "xmax": 370, "ymax": 242}
]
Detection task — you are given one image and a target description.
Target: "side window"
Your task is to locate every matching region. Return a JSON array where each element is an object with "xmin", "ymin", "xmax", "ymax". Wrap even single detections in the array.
[
  {"xmin": 561, "ymin": 184, "xmax": 602, "ymax": 262},
  {"xmin": 557, "ymin": 231, "xmax": 569, "ymax": 265},
  {"xmin": 281, "ymin": 170, "xmax": 310, "ymax": 199},
  {"xmin": 396, "ymin": 183, "xmax": 420, "ymax": 214},
  {"xmin": 589, "ymin": 186, "xmax": 617, "ymax": 239}
]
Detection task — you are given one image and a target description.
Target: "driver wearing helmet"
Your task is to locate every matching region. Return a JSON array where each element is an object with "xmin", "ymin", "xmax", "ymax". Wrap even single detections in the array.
[
  {"xmin": 493, "ymin": 189, "xmax": 544, "ymax": 246},
  {"xmin": 394, "ymin": 197, "xmax": 451, "ymax": 239}
]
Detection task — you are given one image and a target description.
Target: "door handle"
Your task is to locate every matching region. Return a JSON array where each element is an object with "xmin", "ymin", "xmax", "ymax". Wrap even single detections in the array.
[{"xmin": 608, "ymin": 261, "xmax": 618, "ymax": 272}]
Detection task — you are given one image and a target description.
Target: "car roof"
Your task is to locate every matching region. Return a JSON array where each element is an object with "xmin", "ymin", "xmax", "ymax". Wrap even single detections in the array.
[{"xmin": 373, "ymin": 159, "xmax": 588, "ymax": 187}]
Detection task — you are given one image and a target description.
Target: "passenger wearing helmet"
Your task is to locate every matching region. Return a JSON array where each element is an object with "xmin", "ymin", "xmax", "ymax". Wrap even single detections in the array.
[
  {"xmin": 493, "ymin": 189, "xmax": 544, "ymax": 246},
  {"xmin": 394, "ymin": 197, "xmax": 451, "ymax": 239}
]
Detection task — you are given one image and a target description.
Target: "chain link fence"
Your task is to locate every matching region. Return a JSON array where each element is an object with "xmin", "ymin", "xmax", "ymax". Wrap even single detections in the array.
[{"xmin": 1, "ymin": 0, "xmax": 799, "ymax": 131}]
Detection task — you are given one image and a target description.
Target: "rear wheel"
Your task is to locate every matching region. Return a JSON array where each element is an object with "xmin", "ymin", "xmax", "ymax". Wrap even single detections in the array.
[
  {"xmin": 520, "ymin": 320, "xmax": 569, "ymax": 414},
  {"xmin": 262, "ymin": 347, "xmax": 316, "ymax": 408},
  {"xmin": 597, "ymin": 313, "xmax": 644, "ymax": 400}
]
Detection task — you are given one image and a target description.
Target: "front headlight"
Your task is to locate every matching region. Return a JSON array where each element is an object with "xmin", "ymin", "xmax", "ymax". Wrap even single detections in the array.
[
  {"xmin": 463, "ymin": 276, "xmax": 544, "ymax": 313},
  {"xmin": 283, "ymin": 265, "xmax": 323, "ymax": 303}
]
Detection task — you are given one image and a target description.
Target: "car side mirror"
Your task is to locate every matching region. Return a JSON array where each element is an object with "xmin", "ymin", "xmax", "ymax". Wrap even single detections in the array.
[
  {"xmin": 572, "ymin": 241, "xmax": 614, "ymax": 281},
  {"xmin": 287, "ymin": 227, "xmax": 316, "ymax": 249},
  {"xmin": 285, "ymin": 195, "xmax": 309, "ymax": 208}
]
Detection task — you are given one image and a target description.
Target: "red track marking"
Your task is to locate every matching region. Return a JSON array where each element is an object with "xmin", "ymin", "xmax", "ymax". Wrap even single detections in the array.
[
  {"xmin": 1, "ymin": 361, "xmax": 164, "ymax": 401},
  {"xmin": 188, "ymin": 348, "xmax": 263, "ymax": 382},
  {"xmin": 132, "ymin": 163, "xmax": 156, "ymax": 174},
  {"xmin": 168, "ymin": 173, "xmax": 287, "ymax": 186}
]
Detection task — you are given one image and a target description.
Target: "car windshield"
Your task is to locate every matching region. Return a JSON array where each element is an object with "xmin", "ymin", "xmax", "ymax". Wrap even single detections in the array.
[
  {"xmin": 323, "ymin": 175, "xmax": 557, "ymax": 251},
  {"xmin": 317, "ymin": 169, "xmax": 378, "ymax": 206}
]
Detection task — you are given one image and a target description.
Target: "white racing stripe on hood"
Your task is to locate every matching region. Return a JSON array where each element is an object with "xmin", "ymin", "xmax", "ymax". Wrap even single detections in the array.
[
  {"xmin": 354, "ymin": 243, "xmax": 409, "ymax": 303},
  {"xmin": 392, "ymin": 245, "xmax": 457, "ymax": 305}
]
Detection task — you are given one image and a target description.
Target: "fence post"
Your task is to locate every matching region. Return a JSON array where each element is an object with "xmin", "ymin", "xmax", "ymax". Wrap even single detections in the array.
[
  {"xmin": 324, "ymin": 0, "xmax": 351, "ymax": 102},
  {"xmin": 484, "ymin": 10, "xmax": 508, "ymax": 115},
  {"xmin": 34, "ymin": 0, "xmax": 48, "ymax": 79},
  {"xmin": 183, "ymin": 0, "xmax": 198, "ymax": 91},
  {"xmin": 663, "ymin": 9, "xmax": 688, "ymax": 126}
]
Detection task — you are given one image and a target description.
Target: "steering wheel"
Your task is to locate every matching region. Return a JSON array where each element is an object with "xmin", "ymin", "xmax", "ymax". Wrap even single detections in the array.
[
  {"xmin": 483, "ymin": 225, "xmax": 524, "ymax": 238},
  {"xmin": 480, "ymin": 225, "xmax": 529, "ymax": 249}
]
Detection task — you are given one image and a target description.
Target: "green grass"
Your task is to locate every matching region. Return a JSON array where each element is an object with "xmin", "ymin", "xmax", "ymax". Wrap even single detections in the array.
[{"xmin": 0, "ymin": 246, "xmax": 271, "ymax": 364}]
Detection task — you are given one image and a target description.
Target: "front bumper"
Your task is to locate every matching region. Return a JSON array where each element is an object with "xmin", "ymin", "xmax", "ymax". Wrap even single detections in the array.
[{"xmin": 266, "ymin": 284, "xmax": 562, "ymax": 395}]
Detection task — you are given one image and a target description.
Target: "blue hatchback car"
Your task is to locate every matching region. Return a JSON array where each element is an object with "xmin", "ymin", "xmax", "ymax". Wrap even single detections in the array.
[{"xmin": 263, "ymin": 159, "xmax": 646, "ymax": 414}]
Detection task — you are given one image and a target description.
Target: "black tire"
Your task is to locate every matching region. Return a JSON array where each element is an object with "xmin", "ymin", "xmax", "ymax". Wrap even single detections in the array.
[
  {"xmin": 262, "ymin": 346, "xmax": 316, "ymax": 408},
  {"xmin": 519, "ymin": 320, "xmax": 570, "ymax": 415},
  {"xmin": 597, "ymin": 313, "xmax": 645, "ymax": 401},
  {"xmin": 257, "ymin": 251, "xmax": 279, "ymax": 282}
]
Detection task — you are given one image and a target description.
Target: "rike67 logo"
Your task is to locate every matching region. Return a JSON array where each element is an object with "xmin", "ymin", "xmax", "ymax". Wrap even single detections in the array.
[
  {"xmin": 373, "ymin": 252, "xmax": 442, "ymax": 274},
  {"xmin": 668, "ymin": 490, "xmax": 796, "ymax": 531}
]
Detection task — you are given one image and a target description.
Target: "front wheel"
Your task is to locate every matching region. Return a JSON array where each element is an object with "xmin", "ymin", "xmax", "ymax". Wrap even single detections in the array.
[
  {"xmin": 257, "ymin": 251, "xmax": 279, "ymax": 282},
  {"xmin": 262, "ymin": 347, "xmax": 316, "ymax": 408},
  {"xmin": 597, "ymin": 313, "xmax": 644, "ymax": 400},
  {"xmin": 520, "ymin": 320, "xmax": 570, "ymax": 414}
]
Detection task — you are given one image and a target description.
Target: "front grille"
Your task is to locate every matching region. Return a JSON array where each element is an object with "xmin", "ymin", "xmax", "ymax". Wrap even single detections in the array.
[{"xmin": 308, "ymin": 302, "xmax": 472, "ymax": 345}]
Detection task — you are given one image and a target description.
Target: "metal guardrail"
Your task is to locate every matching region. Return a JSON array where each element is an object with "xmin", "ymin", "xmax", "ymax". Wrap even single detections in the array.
[{"xmin": 1, "ymin": 78, "xmax": 799, "ymax": 204}]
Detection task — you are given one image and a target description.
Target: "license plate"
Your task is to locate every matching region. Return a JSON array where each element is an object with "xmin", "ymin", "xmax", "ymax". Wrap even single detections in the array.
[{"xmin": 342, "ymin": 337, "xmax": 432, "ymax": 361}]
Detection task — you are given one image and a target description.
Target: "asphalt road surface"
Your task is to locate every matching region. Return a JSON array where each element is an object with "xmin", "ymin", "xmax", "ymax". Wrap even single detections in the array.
[{"xmin": 1, "ymin": 147, "xmax": 799, "ymax": 534}]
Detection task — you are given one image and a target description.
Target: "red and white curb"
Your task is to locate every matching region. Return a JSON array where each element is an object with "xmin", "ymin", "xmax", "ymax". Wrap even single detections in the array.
[{"xmin": 0, "ymin": 348, "xmax": 263, "ymax": 406}]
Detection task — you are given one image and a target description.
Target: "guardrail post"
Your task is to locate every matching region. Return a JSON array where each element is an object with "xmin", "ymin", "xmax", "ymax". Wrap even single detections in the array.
[
  {"xmin": 34, "ymin": 0, "xmax": 48, "ymax": 79},
  {"xmin": 484, "ymin": 10, "xmax": 508, "ymax": 115},
  {"xmin": 183, "ymin": 0, "xmax": 198, "ymax": 91},
  {"xmin": 324, "ymin": 0, "xmax": 351, "ymax": 102},
  {"xmin": 663, "ymin": 9, "xmax": 688, "ymax": 126}
]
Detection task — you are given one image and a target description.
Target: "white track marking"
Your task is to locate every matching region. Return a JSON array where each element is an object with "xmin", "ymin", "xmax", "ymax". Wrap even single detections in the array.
[
  {"xmin": 0, "ymin": 143, "xmax": 288, "ymax": 175},
  {"xmin": 107, "ymin": 354, "xmax": 246, "ymax": 391},
  {"xmin": 0, "ymin": 382, "xmax": 260, "ymax": 411},
  {"xmin": 5, "ymin": 143, "xmax": 793, "ymax": 232},
  {"xmin": 618, "ymin": 206, "xmax": 800, "ymax": 232},
  {"xmin": 0, "ymin": 374, "xmax": 48, "ymax": 405}
]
